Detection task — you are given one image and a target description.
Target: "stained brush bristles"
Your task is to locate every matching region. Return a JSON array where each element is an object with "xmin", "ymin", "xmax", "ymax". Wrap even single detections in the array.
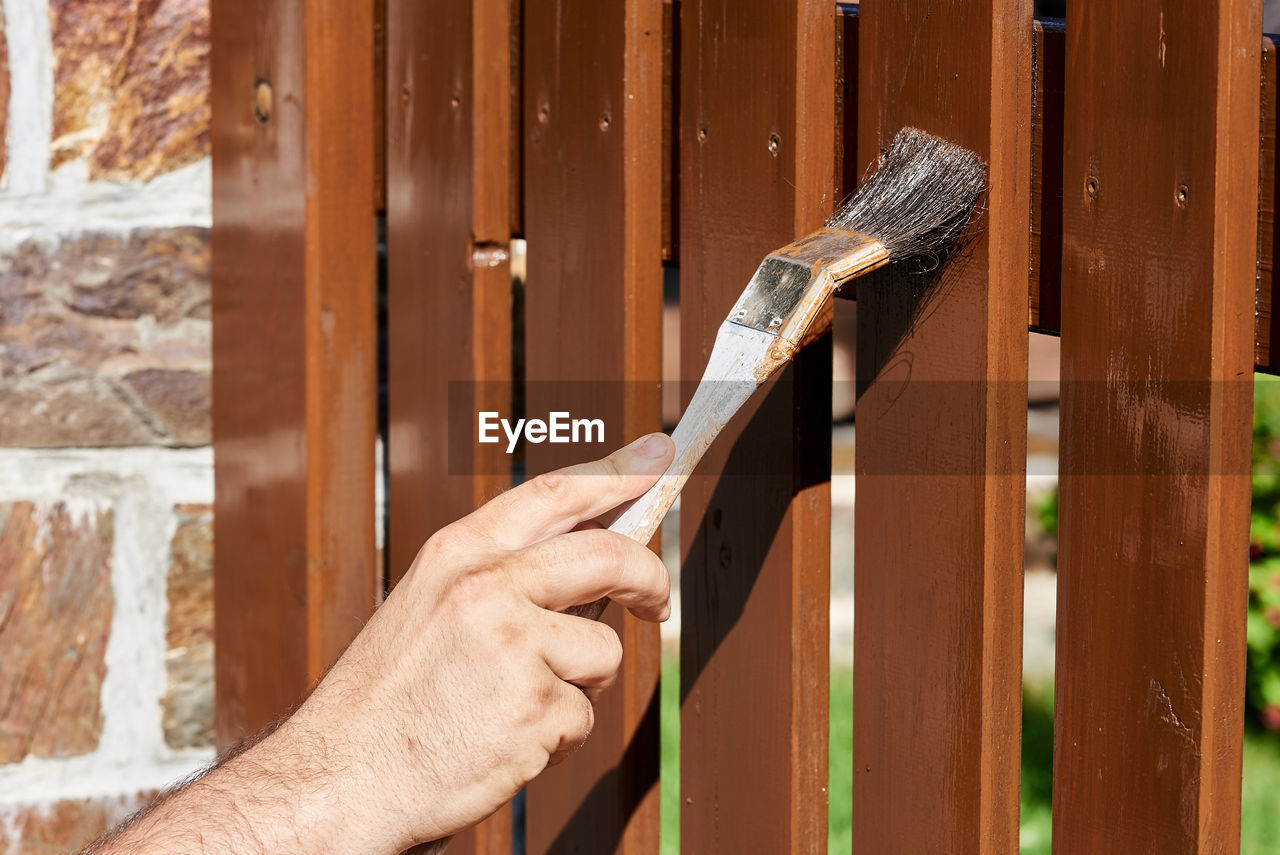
[{"xmin": 829, "ymin": 127, "xmax": 987, "ymax": 260}]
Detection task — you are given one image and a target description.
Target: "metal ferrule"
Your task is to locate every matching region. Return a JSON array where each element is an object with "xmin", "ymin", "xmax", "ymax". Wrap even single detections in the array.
[{"xmin": 727, "ymin": 227, "xmax": 889, "ymax": 347}]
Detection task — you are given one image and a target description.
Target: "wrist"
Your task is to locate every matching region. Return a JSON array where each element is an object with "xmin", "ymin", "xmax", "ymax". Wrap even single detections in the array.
[{"xmin": 234, "ymin": 716, "xmax": 402, "ymax": 855}]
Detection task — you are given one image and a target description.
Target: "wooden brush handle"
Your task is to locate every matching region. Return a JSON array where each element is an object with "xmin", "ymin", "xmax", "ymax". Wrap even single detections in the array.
[
  {"xmin": 565, "ymin": 322, "xmax": 784, "ymax": 622},
  {"xmin": 563, "ymin": 404, "xmax": 729, "ymax": 622}
]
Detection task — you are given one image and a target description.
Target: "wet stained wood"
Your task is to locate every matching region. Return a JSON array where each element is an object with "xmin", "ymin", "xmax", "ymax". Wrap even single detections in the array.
[
  {"xmin": 385, "ymin": 1, "xmax": 514, "ymax": 851},
  {"xmin": 852, "ymin": 0, "xmax": 1031, "ymax": 852},
  {"xmin": 210, "ymin": 0, "xmax": 377, "ymax": 744},
  {"xmin": 1053, "ymin": 1, "xmax": 1258, "ymax": 851},
  {"xmin": 1259, "ymin": 38, "xmax": 1276, "ymax": 372},
  {"xmin": 679, "ymin": 1, "xmax": 832, "ymax": 851},
  {"xmin": 520, "ymin": 2, "xmax": 664, "ymax": 853},
  {"xmin": 1021, "ymin": 24, "xmax": 1280, "ymax": 375}
]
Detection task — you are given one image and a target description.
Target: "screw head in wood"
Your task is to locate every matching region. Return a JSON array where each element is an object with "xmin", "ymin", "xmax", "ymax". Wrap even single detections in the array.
[{"xmin": 253, "ymin": 79, "xmax": 272, "ymax": 123}]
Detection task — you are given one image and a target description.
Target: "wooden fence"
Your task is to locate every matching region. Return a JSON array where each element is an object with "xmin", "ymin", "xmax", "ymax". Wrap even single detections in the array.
[{"xmin": 210, "ymin": 0, "xmax": 1265, "ymax": 851}]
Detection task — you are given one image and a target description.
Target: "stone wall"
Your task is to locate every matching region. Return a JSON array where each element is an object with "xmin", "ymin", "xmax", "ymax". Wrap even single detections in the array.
[{"xmin": 0, "ymin": 1, "xmax": 214, "ymax": 851}]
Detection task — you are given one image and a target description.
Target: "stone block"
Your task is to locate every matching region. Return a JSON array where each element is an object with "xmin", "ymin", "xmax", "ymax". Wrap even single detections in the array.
[
  {"xmin": 0, "ymin": 793, "xmax": 155, "ymax": 854},
  {"xmin": 163, "ymin": 503, "xmax": 213, "ymax": 750},
  {"xmin": 0, "ymin": 228, "xmax": 211, "ymax": 447},
  {"xmin": 0, "ymin": 501, "xmax": 113, "ymax": 763},
  {"xmin": 49, "ymin": 0, "xmax": 209, "ymax": 180}
]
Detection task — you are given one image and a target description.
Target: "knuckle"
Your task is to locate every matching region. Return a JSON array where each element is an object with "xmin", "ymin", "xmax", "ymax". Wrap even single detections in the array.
[
  {"xmin": 516, "ymin": 747, "xmax": 550, "ymax": 782},
  {"xmin": 574, "ymin": 693, "xmax": 595, "ymax": 742},
  {"xmin": 531, "ymin": 471, "xmax": 572, "ymax": 505},
  {"xmin": 422, "ymin": 522, "xmax": 471, "ymax": 557},
  {"xmin": 599, "ymin": 455, "xmax": 628, "ymax": 492},
  {"xmin": 646, "ymin": 550, "xmax": 672, "ymax": 601},
  {"xmin": 451, "ymin": 564, "xmax": 504, "ymax": 603},
  {"xmin": 493, "ymin": 615, "xmax": 528, "ymax": 652},
  {"xmin": 595, "ymin": 623, "xmax": 624, "ymax": 672},
  {"xmin": 586, "ymin": 530, "xmax": 628, "ymax": 567},
  {"xmin": 513, "ymin": 673, "xmax": 556, "ymax": 728}
]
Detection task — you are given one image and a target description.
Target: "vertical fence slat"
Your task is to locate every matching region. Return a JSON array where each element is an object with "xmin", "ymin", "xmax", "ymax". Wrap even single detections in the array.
[
  {"xmin": 210, "ymin": 0, "xmax": 377, "ymax": 747},
  {"xmin": 678, "ymin": 2, "xmax": 833, "ymax": 851},
  {"xmin": 520, "ymin": 2, "xmax": 664, "ymax": 852},
  {"xmin": 851, "ymin": 1, "xmax": 1031, "ymax": 852},
  {"xmin": 386, "ymin": 1, "xmax": 514, "ymax": 851},
  {"xmin": 1053, "ymin": 1, "xmax": 1258, "ymax": 850}
]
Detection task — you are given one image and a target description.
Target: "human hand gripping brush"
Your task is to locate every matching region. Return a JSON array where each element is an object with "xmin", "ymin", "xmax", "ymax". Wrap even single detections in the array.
[{"xmin": 420, "ymin": 127, "xmax": 986, "ymax": 855}]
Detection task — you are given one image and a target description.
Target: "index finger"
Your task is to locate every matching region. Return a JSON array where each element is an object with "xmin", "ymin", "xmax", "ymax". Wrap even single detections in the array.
[{"xmin": 466, "ymin": 433, "xmax": 674, "ymax": 550}]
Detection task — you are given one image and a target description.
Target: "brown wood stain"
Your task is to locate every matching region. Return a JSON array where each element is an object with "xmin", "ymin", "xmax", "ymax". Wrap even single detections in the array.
[
  {"xmin": 1053, "ymin": 1, "xmax": 1258, "ymax": 850},
  {"xmin": 520, "ymin": 1, "xmax": 664, "ymax": 852},
  {"xmin": 210, "ymin": 0, "xmax": 378, "ymax": 745},
  {"xmin": 852, "ymin": 0, "xmax": 1031, "ymax": 852},
  {"xmin": 385, "ymin": 0, "xmax": 515, "ymax": 850},
  {"xmin": 678, "ymin": 1, "xmax": 833, "ymax": 852}
]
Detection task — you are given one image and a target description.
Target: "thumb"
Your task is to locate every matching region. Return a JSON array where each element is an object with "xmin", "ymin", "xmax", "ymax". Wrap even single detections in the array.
[{"xmin": 465, "ymin": 433, "xmax": 675, "ymax": 548}]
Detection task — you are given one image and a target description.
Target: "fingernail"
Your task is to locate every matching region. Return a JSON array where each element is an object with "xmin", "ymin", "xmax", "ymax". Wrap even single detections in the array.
[{"xmin": 632, "ymin": 432, "xmax": 670, "ymax": 459}]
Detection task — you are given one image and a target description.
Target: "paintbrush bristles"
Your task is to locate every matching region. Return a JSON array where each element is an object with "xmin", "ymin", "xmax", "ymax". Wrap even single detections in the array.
[{"xmin": 829, "ymin": 127, "xmax": 987, "ymax": 261}]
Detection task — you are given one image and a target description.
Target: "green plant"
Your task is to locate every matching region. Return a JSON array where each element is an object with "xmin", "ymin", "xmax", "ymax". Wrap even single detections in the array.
[
  {"xmin": 1248, "ymin": 376, "xmax": 1280, "ymax": 732},
  {"xmin": 1033, "ymin": 490, "xmax": 1058, "ymax": 538}
]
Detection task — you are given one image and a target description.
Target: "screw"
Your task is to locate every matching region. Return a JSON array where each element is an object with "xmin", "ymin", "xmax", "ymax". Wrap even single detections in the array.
[
  {"xmin": 1085, "ymin": 175, "xmax": 1099, "ymax": 199},
  {"xmin": 599, "ymin": 113, "xmax": 611, "ymax": 132},
  {"xmin": 768, "ymin": 132, "xmax": 781, "ymax": 157},
  {"xmin": 697, "ymin": 126, "xmax": 708, "ymax": 143},
  {"xmin": 253, "ymin": 79, "xmax": 273, "ymax": 123},
  {"xmin": 1175, "ymin": 183, "xmax": 1189, "ymax": 208}
]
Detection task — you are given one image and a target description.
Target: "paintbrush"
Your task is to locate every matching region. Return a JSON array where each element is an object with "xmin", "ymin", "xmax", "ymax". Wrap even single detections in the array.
[{"xmin": 596, "ymin": 126, "xmax": 987, "ymax": 576}]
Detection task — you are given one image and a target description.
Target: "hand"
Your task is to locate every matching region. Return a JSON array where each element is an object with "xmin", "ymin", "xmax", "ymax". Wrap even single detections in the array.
[
  {"xmin": 81, "ymin": 433, "xmax": 675, "ymax": 855},
  {"xmin": 270, "ymin": 432, "xmax": 676, "ymax": 852}
]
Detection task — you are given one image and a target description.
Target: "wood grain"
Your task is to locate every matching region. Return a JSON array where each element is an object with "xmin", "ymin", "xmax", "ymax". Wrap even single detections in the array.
[
  {"xmin": 210, "ymin": 0, "xmax": 377, "ymax": 745},
  {"xmin": 1053, "ymin": 1, "xmax": 1258, "ymax": 850},
  {"xmin": 520, "ymin": 1, "xmax": 664, "ymax": 852},
  {"xmin": 678, "ymin": 1, "xmax": 833, "ymax": 851},
  {"xmin": 852, "ymin": 1, "xmax": 1031, "ymax": 852},
  {"xmin": 385, "ymin": 0, "xmax": 514, "ymax": 850}
]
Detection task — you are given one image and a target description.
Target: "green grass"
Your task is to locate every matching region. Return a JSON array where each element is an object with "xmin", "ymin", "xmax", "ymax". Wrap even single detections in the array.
[{"xmin": 659, "ymin": 662, "xmax": 1280, "ymax": 852}]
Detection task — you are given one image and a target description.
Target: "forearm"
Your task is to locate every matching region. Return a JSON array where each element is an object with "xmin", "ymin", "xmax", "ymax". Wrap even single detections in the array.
[{"xmin": 84, "ymin": 721, "xmax": 395, "ymax": 855}]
